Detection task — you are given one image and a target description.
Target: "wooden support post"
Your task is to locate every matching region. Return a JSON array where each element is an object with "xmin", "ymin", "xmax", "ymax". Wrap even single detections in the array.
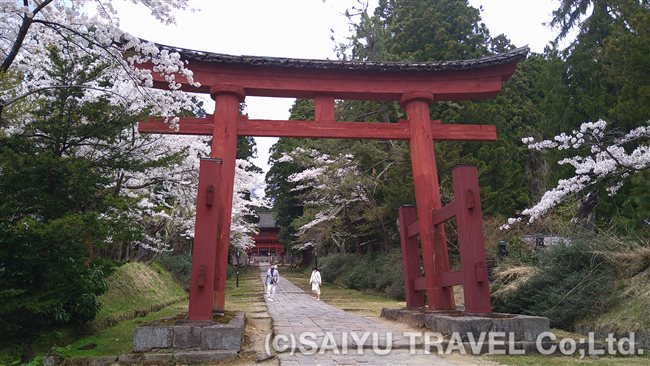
[
  {"xmin": 210, "ymin": 85, "xmax": 245, "ymax": 313},
  {"xmin": 188, "ymin": 158, "xmax": 222, "ymax": 320},
  {"xmin": 402, "ymin": 91, "xmax": 455, "ymax": 311},
  {"xmin": 314, "ymin": 95, "xmax": 335, "ymax": 121},
  {"xmin": 398, "ymin": 205, "xmax": 425, "ymax": 308},
  {"xmin": 452, "ymin": 165, "xmax": 491, "ymax": 313}
]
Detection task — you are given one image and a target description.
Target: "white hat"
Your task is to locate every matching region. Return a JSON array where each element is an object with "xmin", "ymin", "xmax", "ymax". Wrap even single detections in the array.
[{"xmin": 271, "ymin": 264, "xmax": 278, "ymax": 269}]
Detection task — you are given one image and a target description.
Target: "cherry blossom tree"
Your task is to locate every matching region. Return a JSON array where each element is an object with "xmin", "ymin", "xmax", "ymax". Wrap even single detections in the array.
[
  {"xmin": 0, "ymin": 0, "xmax": 201, "ymax": 120},
  {"xmin": 0, "ymin": 0, "xmax": 265, "ymax": 253},
  {"xmin": 280, "ymin": 147, "xmax": 389, "ymax": 253},
  {"xmin": 503, "ymin": 119, "xmax": 650, "ymax": 229}
]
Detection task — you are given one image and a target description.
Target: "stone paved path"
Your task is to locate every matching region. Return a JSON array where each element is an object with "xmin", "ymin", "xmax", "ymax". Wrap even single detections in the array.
[{"xmin": 260, "ymin": 266, "xmax": 461, "ymax": 366}]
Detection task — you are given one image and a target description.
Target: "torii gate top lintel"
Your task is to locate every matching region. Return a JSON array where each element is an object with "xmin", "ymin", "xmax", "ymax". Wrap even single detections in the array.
[
  {"xmin": 148, "ymin": 44, "xmax": 529, "ymax": 101},
  {"xmin": 137, "ymin": 44, "xmax": 529, "ymax": 319}
]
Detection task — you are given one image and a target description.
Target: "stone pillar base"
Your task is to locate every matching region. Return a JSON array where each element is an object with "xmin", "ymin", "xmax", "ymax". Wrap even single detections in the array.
[{"xmin": 133, "ymin": 312, "xmax": 245, "ymax": 353}]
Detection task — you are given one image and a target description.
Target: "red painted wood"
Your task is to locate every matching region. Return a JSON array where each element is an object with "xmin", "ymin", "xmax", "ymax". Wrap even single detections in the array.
[
  {"xmin": 188, "ymin": 158, "xmax": 222, "ymax": 320},
  {"xmin": 413, "ymin": 277, "xmax": 426, "ymax": 292},
  {"xmin": 139, "ymin": 117, "xmax": 213, "ymax": 135},
  {"xmin": 452, "ymin": 165, "xmax": 491, "ymax": 313},
  {"xmin": 440, "ymin": 270, "xmax": 463, "ymax": 287},
  {"xmin": 148, "ymin": 61, "xmax": 518, "ymax": 101},
  {"xmin": 406, "ymin": 220, "xmax": 420, "ymax": 239},
  {"xmin": 139, "ymin": 117, "xmax": 497, "ymax": 142},
  {"xmin": 314, "ymin": 95, "xmax": 335, "ymax": 121},
  {"xmin": 136, "ymin": 47, "xmax": 519, "ymax": 315},
  {"xmin": 210, "ymin": 88, "xmax": 243, "ymax": 313},
  {"xmin": 238, "ymin": 119, "xmax": 411, "ymax": 140},
  {"xmin": 431, "ymin": 200, "xmax": 458, "ymax": 226},
  {"xmin": 398, "ymin": 206, "xmax": 425, "ymax": 308},
  {"xmin": 403, "ymin": 93, "xmax": 455, "ymax": 311},
  {"xmin": 412, "ymin": 271, "xmax": 462, "ymax": 290},
  {"xmin": 428, "ymin": 123, "xmax": 496, "ymax": 141}
]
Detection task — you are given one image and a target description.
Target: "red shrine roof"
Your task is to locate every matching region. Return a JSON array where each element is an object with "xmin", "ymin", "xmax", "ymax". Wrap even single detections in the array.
[{"xmin": 155, "ymin": 44, "xmax": 529, "ymax": 73}]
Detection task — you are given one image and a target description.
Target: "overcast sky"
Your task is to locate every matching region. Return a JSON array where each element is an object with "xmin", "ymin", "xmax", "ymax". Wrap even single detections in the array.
[{"xmin": 117, "ymin": 0, "xmax": 562, "ymax": 173}]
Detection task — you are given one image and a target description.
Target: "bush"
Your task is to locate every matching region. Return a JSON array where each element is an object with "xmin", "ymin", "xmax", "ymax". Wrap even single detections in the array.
[
  {"xmin": 318, "ymin": 253, "xmax": 356, "ymax": 283},
  {"xmin": 0, "ymin": 215, "xmax": 114, "ymax": 342},
  {"xmin": 491, "ymin": 235, "xmax": 620, "ymax": 328},
  {"xmin": 155, "ymin": 254, "xmax": 192, "ymax": 291},
  {"xmin": 320, "ymin": 250, "xmax": 405, "ymax": 300},
  {"xmin": 156, "ymin": 254, "xmax": 237, "ymax": 288}
]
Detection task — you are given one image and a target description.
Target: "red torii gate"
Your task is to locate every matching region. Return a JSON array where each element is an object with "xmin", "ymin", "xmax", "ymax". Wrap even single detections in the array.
[{"xmin": 138, "ymin": 45, "xmax": 528, "ymax": 320}]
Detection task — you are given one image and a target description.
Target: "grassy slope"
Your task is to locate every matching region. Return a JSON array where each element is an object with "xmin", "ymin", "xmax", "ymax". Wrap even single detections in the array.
[
  {"xmin": 1, "ymin": 261, "xmax": 189, "ymax": 364},
  {"xmin": 90, "ymin": 262, "xmax": 187, "ymax": 331},
  {"xmin": 59, "ymin": 266, "xmax": 266, "ymax": 361},
  {"xmin": 577, "ymin": 267, "xmax": 650, "ymax": 333}
]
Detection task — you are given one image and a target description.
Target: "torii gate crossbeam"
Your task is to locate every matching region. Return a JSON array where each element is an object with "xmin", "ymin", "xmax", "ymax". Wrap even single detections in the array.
[{"xmin": 138, "ymin": 45, "xmax": 528, "ymax": 320}]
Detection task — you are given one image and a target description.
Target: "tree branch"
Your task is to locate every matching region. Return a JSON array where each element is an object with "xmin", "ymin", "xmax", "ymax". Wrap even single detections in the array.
[{"xmin": 1, "ymin": 0, "xmax": 54, "ymax": 72}]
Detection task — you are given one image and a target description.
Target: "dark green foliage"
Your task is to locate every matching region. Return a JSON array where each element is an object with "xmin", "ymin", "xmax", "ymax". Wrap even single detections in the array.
[
  {"xmin": 491, "ymin": 238, "xmax": 618, "ymax": 328},
  {"xmin": 542, "ymin": 0, "xmax": 650, "ymax": 231},
  {"xmin": 318, "ymin": 253, "xmax": 356, "ymax": 283},
  {"xmin": 0, "ymin": 215, "xmax": 114, "ymax": 340},
  {"xmin": 599, "ymin": 170, "xmax": 650, "ymax": 237},
  {"xmin": 318, "ymin": 251, "xmax": 405, "ymax": 300},
  {"xmin": 380, "ymin": 0, "xmax": 491, "ymax": 60},
  {"xmin": 0, "ymin": 46, "xmax": 159, "ymax": 342},
  {"xmin": 155, "ymin": 254, "xmax": 192, "ymax": 291}
]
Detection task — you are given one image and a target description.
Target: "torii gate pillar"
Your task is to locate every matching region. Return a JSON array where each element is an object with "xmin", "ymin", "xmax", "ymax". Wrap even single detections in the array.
[
  {"xmin": 209, "ymin": 85, "xmax": 245, "ymax": 314},
  {"xmin": 401, "ymin": 92, "xmax": 455, "ymax": 310},
  {"xmin": 187, "ymin": 85, "xmax": 244, "ymax": 319}
]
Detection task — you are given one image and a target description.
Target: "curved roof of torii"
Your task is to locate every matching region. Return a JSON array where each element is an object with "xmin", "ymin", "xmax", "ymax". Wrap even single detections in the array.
[
  {"xmin": 156, "ymin": 44, "xmax": 529, "ymax": 73},
  {"xmin": 148, "ymin": 44, "xmax": 530, "ymax": 101}
]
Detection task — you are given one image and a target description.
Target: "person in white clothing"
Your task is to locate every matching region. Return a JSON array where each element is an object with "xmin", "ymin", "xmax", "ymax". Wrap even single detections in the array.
[
  {"xmin": 265, "ymin": 264, "xmax": 279, "ymax": 302},
  {"xmin": 309, "ymin": 267, "xmax": 322, "ymax": 301}
]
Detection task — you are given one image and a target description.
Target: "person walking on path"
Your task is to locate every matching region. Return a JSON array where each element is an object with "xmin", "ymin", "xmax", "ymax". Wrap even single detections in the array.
[
  {"xmin": 309, "ymin": 267, "xmax": 322, "ymax": 300},
  {"xmin": 265, "ymin": 264, "xmax": 280, "ymax": 302}
]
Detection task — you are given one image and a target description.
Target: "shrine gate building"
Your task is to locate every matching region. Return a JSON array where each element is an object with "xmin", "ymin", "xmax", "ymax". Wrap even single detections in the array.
[{"xmin": 248, "ymin": 212, "xmax": 284, "ymax": 262}]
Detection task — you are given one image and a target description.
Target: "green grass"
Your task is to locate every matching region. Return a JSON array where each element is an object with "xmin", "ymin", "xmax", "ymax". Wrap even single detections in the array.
[
  {"xmin": 90, "ymin": 262, "xmax": 187, "ymax": 331},
  {"xmin": 224, "ymin": 266, "xmax": 267, "ymax": 314},
  {"xmin": 0, "ymin": 261, "xmax": 188, "ymax": 364},
  {"xmin": 56, "ymin": 266, "xmax": 264, "ymax": 361},
  {"xmin": 54, "ymin": 302, "xmax": 188, "ymax": 359},
  {"xmin": 576, "ymin": 268, "xmax": 650, "ymax": 334}
]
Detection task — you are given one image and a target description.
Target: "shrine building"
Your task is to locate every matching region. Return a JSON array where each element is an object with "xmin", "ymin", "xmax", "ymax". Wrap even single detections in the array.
[{"xmin": 249, "ymin": 212, "xmax": 284, "ymax": 261}]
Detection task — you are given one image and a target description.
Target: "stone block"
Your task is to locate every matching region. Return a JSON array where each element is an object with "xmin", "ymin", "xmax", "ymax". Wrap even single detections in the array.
[
  {"xmin": 142, "ymin": 353, "xmax": 173, "ymax": 362},
  {"xmin": 133, "ymin": 326, "xmax": 173, "ymax": 352},
  {"xmin": 425, "ymin": 314, "xmax": 492, "ymax": 341},
  {"xmin": 382, "ymin": 308, "xmax": 549, "ymax": 344},
  {"xmin": 87, "ymin": 356, "xmax": 117, "ymax": 366},
  {"xmin": 116, "ymin": 354, "xmax": 144, "ymax": 364},
  {"xmin": 173, "ymin": 350, "xmax": 238, "ymax": 363},
  {"xmin": 201, "ymin": 325, "xmax": 243, "ymax": 350},
  {"xmin": 515, "ymin": 314, "xmax": 550, "ymax": 341},
  {"xmin": 173, "ymin": 325, "xmax": 202, "ymax": 349},
  {"xmin": 381, "ymin": 307, "xmax": 426, "ymax": 328}
]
